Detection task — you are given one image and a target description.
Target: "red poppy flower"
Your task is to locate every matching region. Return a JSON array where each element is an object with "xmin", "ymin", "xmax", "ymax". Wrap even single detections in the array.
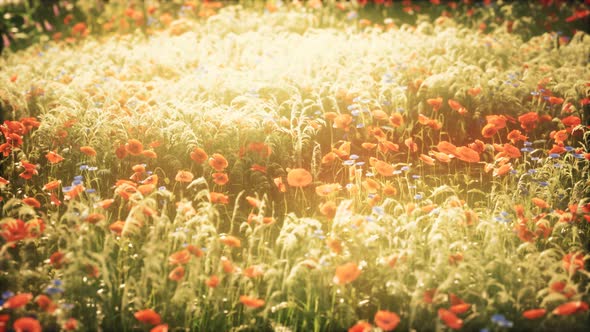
[
  {"xmin": 426, "ymin": 97, "xmax": 443, "ymax": 111},
  {"xmin": 206, "ymin": 275, "xmax": 220, "ymax": 288},
  {"xmin": 210, "ymin": 192, "xmax": 229, "ymax": 204},
  {"xmin": 438, "ymin": 308, "xmax": 463, "ymax": 329},
  {"xmin": 522, "ymin": 308, "xmax": 546, "ymax": 319},
  {"xmin": 240, "ymin": 295, "xmax": 265, "ymax": 308},
  {"xmin": 46, "ymin": 151, "xmax": 65, "ymax": 164},
  {"xmin": 126, "ymin": 139, "xmax": 144, "ymax": 156},
  {"xmin": 168, "ymin": 265, "xmax": 185, "ymax": 281},
  {"xmin": 175, "ymin": 170, "xmax": 194, "ymax": 183},
  {"xmin": 518, "ymin": 112, "xmax": 539, "ymax": 131},
  {"xmin": 3, "ymin": 293, "xmax": 33, "ymax": 309},
  {"xmin": 389, "ymin": 113, "xmax": 404, "ymax": 127},
  {"xmin": 220, "ymin": 235, "xmax": 241, "ymax": 248},
  {"xmin": 287, "ymin": 168, "xmax": 312, "ymax": 187},
  {"xmin": 374, "ymin": 310, "xmax": 400, "ymax": 331},
  {"xmin": 22, "ymin": 197, "xmax": 41, "ymax": 208},
  {"xmin": 563, "ymin": 252, "xmax": 585, "ymax": 273},
  {"xmin": 13, "ymin": 317, "xmax": 42, "ymax": 332},
  {"xmin": 552, "ymin": 301, "xmax": 589, "ymax": 315},
  {"xmin": 334, "ymin": 262, "xmax": 361, "ymax": 285},
  {"xmin": 208, "ymin": 153, "xmax": 228, "ymax": 171},
  {"xmin": 455, "ymin": 146, "xmax": 480, "ymax": 163},
  {"xmin": 63, "ymin": 318, "xmax": 79, "ymax": 331},
  {"xmin": 1, "ymin": 219, "xmax": 28, "ymax": 242},
  {"xmin": 190, "ymin": 147, "xmax": 208, "ymax": 164},
  {"xmin": 35, "ymin": 294, "xmax": 56, "ymax": 313},
  {"xmin": 151, "ymin": 324, "xmax": 169, "ymax": 332},
  {"xmin": 134, "ymin": 309, "xmax": 161, "ymax": 325},
  {"xmin": 481, "ymin": 123, "xmax": 498, "ymax": 138},
  {"xmin": 212, "ymin": 173, "xmax": 229, "ymax": 186},
  {"xmin": 80, "ymin": 146, "xmax": 97, "ymax": 156},
  {"xmin": 168, "ymin": 249, "xmax": 191, "ymax": 265},
  {"xmin": 348, "ymin": 321, "xmax": 372, "ymax": 332}
]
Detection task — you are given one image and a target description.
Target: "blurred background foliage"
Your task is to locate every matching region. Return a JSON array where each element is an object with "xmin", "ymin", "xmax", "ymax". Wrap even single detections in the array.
[{"xmin": 0, "ymin": 0, "xmax": 589, "ymax": 55}]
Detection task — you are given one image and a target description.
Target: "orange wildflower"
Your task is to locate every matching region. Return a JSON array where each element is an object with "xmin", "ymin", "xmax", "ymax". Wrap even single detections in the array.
[
  {"xmin": 333, "ymin": 113, "xmax": 353, "ymax": 131},
  {"xmin": 210, "ymin": 192, "xmax": 229, "ymax": 204},
  {"xmin": 175, "ymin": 170, "xmax": 194, "ymax": 183},
  {"xmin": 142, "ymin": 150, "xmax": 157, "ymax": 159},
  {"xmin": 80, "ymin": 146, "xmax": 97, "ymax": 156},
  {"xmin": 426, "ymin": 97, "xmax": 443, "ymax": 111},
  {"xmin": 319, "ymin": 201, "xmax": 337, "ymax": 219},
  {"xmin": 507, "ymin": 129, "xmax": 527, "ymax": 143},
  {"xmin": 389, "ymin": 113, "xmax": 404, "ymax": 127},
  {"xmin": 168, "ymin": 265, "xmax": 185, "ymax": 281},
  {"xmin": 243, "ymin": 265, "xmax": 265, "ymax": 278},
  {"xmin": 168, "ymin": 249, "xmax": 191, "ymax": 265},
  {"xmin": 316, "ymin": 183, "xmax": 341, "ymax": 196},
  {"xmin": 334, "ymin": 262, "xmax": 361, "ymax": 285},
  {"xmin": 109, "ymin": 221, "xmax": 125, "ymax": 235},
  {"xmin": 22, "ymin": 197, "xmax": 41, "ymax": 208},
  {"xmin": 239, "ymin": 295, "xmax": 265, "ymax": 308},
  {"xmin": 206, "ymin": 275, "xmax": 220, "ymax": 288},
  {"xmin": 12, "ymin": 317, "xmax": 42, "ymax": 332},
  {"xmin": 481, "ymin": 123, "xmax": 498, "ymax": 138},
  {"xmin": 372, "ymin": 159, "xmax": 395, "ymax": 176},
  {"xmin": 455, "ymin": 146, "xmax": 480, "ymax": 163},
  {"xmin": 348, "ymin": 321, "xmax": 372, "ymax": 332},
  {"xmin": 134, "ymin": 309, "xmax": 161, "ymax": 325},
  {"xmin": 437, "ymin": 141, "xmax": 457, "ymax": 155},
  {"xmin": 125, "ymin": 139, "xmax": 144, "ymax": 156},
  {"xmin": 3, "ymin": 293, "xmax": 33, "ymax": 309},
  {"xmin": 190, "ymin": 147, "xmax": 208, "ymax": 164},
  {"xmin": 532, "ymin": 198, "xmax": 549, "ymax": 209},
  {"xmin": 46, "ymin": 151, "xmax": 64, "ymax": 164},
  {"xmin": 208, "ymin": 153, "xmax": 228, "ymax": 171},
  {"xmin": 518, "ymin": 112, "xmax": 539, "ymax": 131},
  {"xmin": 212, "ymin": 172, "xmax": 229, "ymax": 186},
  {"xmin": 552, "ymin": 301, "xmax": 589, "ymax": 316},
  {"xmin": 374, "ymin": 310, "xmax": 400, "ymax": 331},
  {"xmin": 287, "ymin": 168, "xmax": 312, "ymax": 187},
  {"xmin": 522, "ymin": 308, "xmax": 546, "ymax": 320},
  {"xmin": 438, "ymin": 308, "xmax": 463, "ymax": 330},
  {"xmin": 220, "ymin": 235, "xmax": 241, "ymax": 248}
]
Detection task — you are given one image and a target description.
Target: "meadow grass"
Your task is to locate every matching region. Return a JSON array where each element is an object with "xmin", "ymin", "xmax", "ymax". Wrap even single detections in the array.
[{"xmin": 0, "ymin": 3, "xmax": 589, "ymax": 331}]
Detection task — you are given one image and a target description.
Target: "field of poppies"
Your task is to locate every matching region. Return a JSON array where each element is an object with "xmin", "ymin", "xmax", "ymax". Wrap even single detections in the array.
[{"xmin": 0, "ymin": 1, "xmax": 589, "ymax": 331}]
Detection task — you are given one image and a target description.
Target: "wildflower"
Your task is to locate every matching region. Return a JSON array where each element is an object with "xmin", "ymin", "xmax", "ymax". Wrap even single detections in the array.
[
  {"xmin": 63, "ymin": 318, "xmax": 79, "ymax": 331},
  {"xmin": 468, "ymin": 87, "xmax": 482, "ymax": 96},
  {"xmin": 206, "ymin": 275, "xmax": 220, "ymax": 288},
  {"xmin": 240, "ymin": 295, "xmax": 265, "ymax": 308},
  {"xmin": 208, "ymin": 153, "xmax": 228, "ymax": 171},
  {"xmin": 186, "ymin": 245, "xmax": 203, "ymax": 258},
  {"xmin": 426, "ymin": 97, "xmax": 443, "ymax": 111},
  {"xmin": 552, "ymin": 301, "xmax": 588, "ymax": 315},
  {"xmin": 46, "ymin": 151, "xmax": 65, "ymax": 163},
  {"xmin": 134, "ymin": 309, "xmax": 161, "ymax": 325},
  {"xmin": 562, "ymin": 252, "xmax": 585, "ymax": 273},
  {"xmin": 316, "ymin": 183, "xmax": 341, "ymax": 196},
  {"xmin": 491, "ymin": 314, "xmax": 513, "ymax": 328},
  {"xmin": 419, "ymin": 154, "xmax": 435, "ymax": 166},
  {"xmin": 518, "ymin": 112, "xmax": 539, "ymax": 131},
  {"xmin": 348, "ymin": 321, "xmax": 372, "ymax": 332},
  {"xmin": 333, "ymin": 113, "xmax": 353, "ymax": 131},
  {"xmin": 389, "ymin": 113, "xmax": 404, "ymax": 127},
  {"xmin": 175, "ymin": 170, "xmax": 194, "ymax": 183},
  {"xmin": 221, "ymin": 256, "xmax": 234, "ymax": 273},
  {"xmin": 448, "ymin": 99, "xmax": 467, "ymax": 114},
  {"xmin": 80, "ymin": 146, "xmax": 97, "ymax": 156},
  {"xmin": 1, "ymin": 219, "xmax": 28, "ymax": 242},
  {"xmin": 220, "ymin": 235, "xmax": 241, "ymax": 248},
  {"xmin": 13, "ymin": 317, "xmax": 42, "ymax": 332},
  {"xmin": 287, "ymin": 168, "xmax": 312, "ymax": 187},
  {"xmin": 561, "ymin": 115, "xmax": 581, "ymax": 127},
  {"xmin": 334, "ymin": 262, "xmax": 361, "ymax": 285},
  {"xmin": 212, "ymin": 173, "xmax": 229, "ymax": 186},
  {"xmin": 532, "ymin": 198, "xmax": 549, "ymax": 209},
  {"xmin": 35, "ymin": 294, "xmax": 56, "ymax": 313},
  {"xmin": 326, "ymin": 238, "xmax": 343, "ymax": 254},
  {"xmin": 522, "ymin": 308, "xmax": 546, "ymax": 319},
  {"xmin": 455, "ymin": 146, "xmax": 480, "ymax": 163},
  {"xmin": 371, "ymin": 158, "xmax": 395, "ymax": 176},
  {"xmin": 245, "ymin": 196, "xmax": 262, "ymax": 208},
  {"xmin": 507, "ymin": 129, "xmax": 527, "ymax": 143},
  {"xmin": 438, "ymin": 308, "xmax": 463, "ymax": 329},
  {"xmin": 168, "ymin": 249, "xmax": 191, "ymax": 265},
  {"xmin": 43, "ymin": 180, "xmax": 61, "ymax": 191},
  {"xmin": 109, "ymin": 221, "xmax": 125, "ymax": 235},
  {"xmin": 126, "ymin": 139, "xmax": 144, "ymax": 156},
  {"xmin": 151, "ymin": 324, "xmax": 169, "ymax": 332},
  {"xmin": 168, "ymin": 266, "xmax": 185, "ymax": 281},
  {"xmin": 22, "ymin": 197, "xmax": 41, "ymax": 208},
  {"xmin": 3, "ymin": 293, "xmax": 33, "ymax": 309},
  {"xmin": 50, "ymin": 251, "xmax": 66, "ymax": 269},
  {"xmin": 481, "ymin": 123, "xmax": 498, "ymax": 138},
  {"xmin": 209, "ymin": 192, "xmax": 229, "ymax": 204},
  {"xmin": 319, "ymin": 201, "xmax": 337, "ymax": 219},
  {"xmin": 437, "ymin": 141, "xmax": 457, "ymax": 155},
  {"xmin": 142, "ymin": 150, "xmax": 157, "ymax": 159},
  {"xmin": 243, "ymin": 265, "xmax": 265, "ymax": 278},
  {"xmin": 374, "ymin": 310, "xmax": 400, "ymax": 331},
  {"xmin": 190, "ymin": 147, "xmax": 208, "ymax": 164}
]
